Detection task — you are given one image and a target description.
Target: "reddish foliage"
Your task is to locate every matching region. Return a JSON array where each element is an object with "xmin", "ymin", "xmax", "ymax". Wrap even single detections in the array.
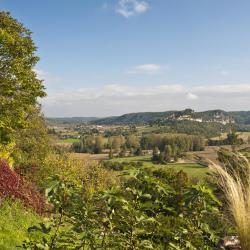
[{"xmin": 0, "ymin": 160, "xmax": 46, "ymax": 214}]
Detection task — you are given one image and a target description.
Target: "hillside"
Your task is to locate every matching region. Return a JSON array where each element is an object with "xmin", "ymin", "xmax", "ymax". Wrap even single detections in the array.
[
  {"xmin": 228, "ymin": 111, "xmax": 250, "ymax": 125},
  {"xmin": 91, "ymin": 109, "xmax": 250, "ymax": 125},
  {"xmin": 91, "ymin": 111, "xmax": 177, "ymax": 125}
]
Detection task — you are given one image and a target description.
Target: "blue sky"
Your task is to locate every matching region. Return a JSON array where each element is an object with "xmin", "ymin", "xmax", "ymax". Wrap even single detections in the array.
[{"xmin": 1, "ymin": 0, "xmax": 250, "ymax": 117}]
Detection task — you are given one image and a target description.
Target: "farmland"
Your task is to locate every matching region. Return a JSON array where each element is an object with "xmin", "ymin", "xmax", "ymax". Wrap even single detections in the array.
[{"xmin": 108, "ymin": 155, "xmax": 208, "ymax": 178}]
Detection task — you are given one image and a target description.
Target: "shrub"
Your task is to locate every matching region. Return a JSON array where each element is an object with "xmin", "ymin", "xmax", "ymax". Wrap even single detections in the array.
[
  {"xmin": 0, "ymin": 160, "xmax": 46, "ymax": 214},
  {"xmin": 24, "ymin": 168, "xmax": 225, "ymax": 249},
  {"xmin": 16, "ymin": 153, "xmax": 118, "ymax": 194}
]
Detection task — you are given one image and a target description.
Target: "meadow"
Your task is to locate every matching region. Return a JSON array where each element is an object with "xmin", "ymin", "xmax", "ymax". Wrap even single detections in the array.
[
  {"xmin": 108, "ymin": 155, "xmax": 209, "ymax": 178},
  {"xmin": 57, "ymin": 138, "xmax": 80, "ymax": 144}
]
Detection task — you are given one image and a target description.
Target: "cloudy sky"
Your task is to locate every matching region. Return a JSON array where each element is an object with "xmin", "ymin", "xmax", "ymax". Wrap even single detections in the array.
[{"xmin": 2, "ymin": 0, "xmax": 250, "ymax": 117}]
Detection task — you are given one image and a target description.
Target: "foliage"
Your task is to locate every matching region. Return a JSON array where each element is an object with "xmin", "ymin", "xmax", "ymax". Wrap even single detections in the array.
[
  {"xmin": 0, "ymin": 141, "xmax": 15, "ymax": 166},
  {"xmin": 0, "ymin": 11, "xmax": 45, "ymax": 163},
  {"xmin": 0, "ymin": 160, "xmax": 46, "ymax": 214},
  {"xmin": 140, "ymin": 133, "xmax": 204, "ymax": 152},
  {"xmin": 24, "ymin": 168, "xmax": 224, "ymax": 249},
  {"xmin": 72, "ymin": 135, "xmax": 106, "ymax": 154},
  {"xmin": 228, "ymin": 111, "xmax": 250, "ymax": 125},
  {"xmin": 12, "ymin": 109, "xmax": 51, "ymax": 166},
  {"xmin": 0, "ymin": 199, "xmax": 42, "ymax": 250},
  {"xmin": 17, "ymin": 152, "xmax": 118, "ymax": 193},
  {"xmin": 103, "ymin": 160, "xmax": 143, "ymax": 171}
]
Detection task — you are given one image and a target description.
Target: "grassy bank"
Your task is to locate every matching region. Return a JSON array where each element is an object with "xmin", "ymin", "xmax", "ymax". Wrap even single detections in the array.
[{"xmin": 0, "ymin": 200, "xmax": 41, "ymax": 250}]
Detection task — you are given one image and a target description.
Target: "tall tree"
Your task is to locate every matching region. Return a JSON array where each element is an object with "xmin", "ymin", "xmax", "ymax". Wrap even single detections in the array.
[{"xmin": 0, "ymin": 12, "xmax": 46, "ymax": 161}]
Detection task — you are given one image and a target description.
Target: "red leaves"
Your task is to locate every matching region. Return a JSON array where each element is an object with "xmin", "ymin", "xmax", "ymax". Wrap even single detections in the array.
[{"xmin": 0, "ymin": 160, "xmax": 46, "ymax": 214}]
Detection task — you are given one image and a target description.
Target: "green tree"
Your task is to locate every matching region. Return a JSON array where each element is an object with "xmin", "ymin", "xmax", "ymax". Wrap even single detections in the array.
[
  {"xmin": 164, "ymin": 145, "xmax": 173, "ymax": 163},
  {"xmin": 0, "ymin": 12, "xmax": 46, "ymax": 162},
  {"xmin": 152, "ymin": 146, "xmax": 159, "ymax": 162},
  {"xmin": 94, "ymin": 136, "xmax": 104, "ymax": 154},
  {"xmin": 126, "ymin": 135, "xmax": 140, "ymax": 151},
  {"xmin": 108, "ymin": 136, "xmax": 124, "ymax": 153},
  {"xmin": 119, "ymin": 144, "xmax": 127, "ymax": 157},
  {"xmin": 13, "ymin": 108, "xmax": 50, "ymax": 165}
]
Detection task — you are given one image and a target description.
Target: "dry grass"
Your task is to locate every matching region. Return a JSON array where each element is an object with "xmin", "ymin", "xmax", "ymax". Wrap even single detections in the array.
[{"xmin": 209, "ymin": 154, "xmax": 250, "ymax": 250}]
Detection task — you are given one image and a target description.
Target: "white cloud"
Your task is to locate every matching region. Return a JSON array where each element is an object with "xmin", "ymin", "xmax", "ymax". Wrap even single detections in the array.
[
  {"xmin": 128, "ymin": 64, "xmax": 167, "ymax": 74},
  {"xmin": 41, "ymin": 83, "xmax": 250, "ymax": 117},
  {"xmin": 186, "ymin": 92, "xmax": 198, "ymax": 100},
  {"xmin": 116, "ymin": 0, "xmax": 149, "ymax": 18},
  {"xmin": 193, "ymin": 84, "xmax": 250, "ymax": 94}
]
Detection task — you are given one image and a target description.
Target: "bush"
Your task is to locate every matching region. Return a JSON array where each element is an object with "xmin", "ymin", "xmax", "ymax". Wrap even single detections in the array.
[
  {"xmin": 0, "ymin": 160, "xmax": 46, "ymax": 214},
  {"xmin": 24, "ymin": 168, "xmax": 226, "ymax": 249},
  {"xmin": 103, "ymin": 160, "xmax": 144, "ymax": 171},
  {"xmin": 16, "ymin": 153, "xmax": 118, "ymax": 194}
]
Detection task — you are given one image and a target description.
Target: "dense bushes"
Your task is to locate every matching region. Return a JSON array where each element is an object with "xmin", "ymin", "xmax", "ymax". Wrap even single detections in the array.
[
  {"xmin": 16, "ymin": 153, "xmax": 118, "ymax": 193},
  {"xmin": 0, "ymin": 160, "xmax": 46, "ymax": 214},
  {"xmin": 23, "ymin": 168, "xmax": 227, "ymax": 249}
]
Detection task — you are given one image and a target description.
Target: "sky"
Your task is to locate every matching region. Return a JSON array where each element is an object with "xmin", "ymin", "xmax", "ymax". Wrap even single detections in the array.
[{"xmin": 1, "ymin": 0, "xmax": 250, "ymax": 117}]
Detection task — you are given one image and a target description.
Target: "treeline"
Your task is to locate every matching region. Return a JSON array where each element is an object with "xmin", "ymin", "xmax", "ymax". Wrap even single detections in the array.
[
  {"xmin": 143, "ymin": 134, "xmax": 205, "ymax": 163},
  {"xmin": 140, "ymin": 134, "xmax": 205, "ymax": 151},
  {"xmin": 150, "ymin": 120, "xmax": 230, "ymax": 138},
  {"xmin": 72, "ymin": 133, "xmax": 205, "ymax": 157}
]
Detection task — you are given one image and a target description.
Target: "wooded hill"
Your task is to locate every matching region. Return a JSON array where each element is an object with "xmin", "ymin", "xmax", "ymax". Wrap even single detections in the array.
[{"xmin": 91, "ymin": 109, "xmax": 250, "ymax": 125}]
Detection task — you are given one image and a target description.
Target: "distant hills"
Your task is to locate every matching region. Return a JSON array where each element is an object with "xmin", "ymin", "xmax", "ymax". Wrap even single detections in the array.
[
  {"xmin": 46, "ymin": 109, "xmax": 250, "ymax": 126},
  {"xmin": 92, "ymin": 109, "xmax": 250, "ymax": 125},
  {"xmin": 46, "ymin": 117, "xmax": 99, "ymax": 125}
]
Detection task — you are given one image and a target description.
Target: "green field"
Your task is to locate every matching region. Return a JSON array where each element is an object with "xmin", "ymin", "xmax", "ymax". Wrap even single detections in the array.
[
  {"xmin": 109, "ymin": 155, "xmax": 208, "ymax": 178},
  {"xmin": 57, "ymin": 138, "xmax": 80, "ymax": 144}
]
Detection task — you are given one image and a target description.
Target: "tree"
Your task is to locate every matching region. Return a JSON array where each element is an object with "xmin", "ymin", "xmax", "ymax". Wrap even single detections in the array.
[
  {"xmin": 126, "ymin": 135, "xmax": 140, "ymax": 150},
  {"xmin": 108, "ymin": 136, "xmax": 124, "ymax": 153},
  {"xmin": 109, "ymin": 147, "xmax": 113, "ymax": 159},
  {"xmin": 134, "ymin": 147, "xmax": 142, "ymax": 156},
  {"xmin": 0, "ymin": 12, "xmax": 46, "ymax": 162},
  {"xmin": 94, "ymin": 136, "xmax": 104, "ymax": 154},
  {"xmin": 13, "ymin": 108, "xmax": 50, "ymax": 165},
  {"xmin": 164, "ymin": 145, "xmax": 173, "ymax": 163},
  {"xmin": 119, "ymin": 144, "xmax": 127, "ymax": 157},
  {"xmin": 152, "ymin": 146, "xmax": 160, "ymax": 162}
]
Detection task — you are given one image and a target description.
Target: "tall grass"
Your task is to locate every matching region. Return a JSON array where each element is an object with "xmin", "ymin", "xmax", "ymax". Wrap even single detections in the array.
[
  {"xmin": 0, "ymin": 199, "xmax": 41, "ymax": 250},
  {"xmin": 209, "ymin": 153, "xmax": 250, "ymax": 250}
]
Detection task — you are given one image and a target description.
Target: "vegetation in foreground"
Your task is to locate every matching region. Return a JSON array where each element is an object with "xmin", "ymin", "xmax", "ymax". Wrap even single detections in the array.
[
  {"xmin": 22, "ymin": 167, "xmax": 226, "ymax": 249},
  {"xmin": 0, "ymin": 200, "xmax": 41, "ymax": 250}
]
